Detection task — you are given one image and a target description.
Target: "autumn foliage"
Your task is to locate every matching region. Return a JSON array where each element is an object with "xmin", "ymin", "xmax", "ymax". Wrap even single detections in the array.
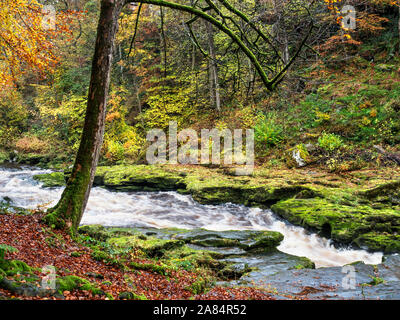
[{"xmin": 0, "ymin": 0, "xmax": 76, "ymax": 95}]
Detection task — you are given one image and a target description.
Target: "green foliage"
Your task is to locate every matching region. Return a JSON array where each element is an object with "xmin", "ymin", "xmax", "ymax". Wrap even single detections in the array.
[
  {"xmin": 0, "ymin": 244, "xmax": 18, "ymax": 260},
  {"xmin": 103, "ymin": 87, "xmax": 145, "ymax": 163},
  {"xmin": 254, "ymin": 112, "xmax": 284, "ymax": 151},
  {"xmin": 54, "ymin": 66, "xmax": 91, "ymax": 96},
  {"xmin": 0, "ymin": 89, "xmax": 28, "ymax": 131},
  {"xmin": 318, "ymin": 133, "xmax": 343, "ymax": 152},
  {"xmin": 0, "ymin": 127, "xmax": 20, "ymax": 150},
  {"xmin": 135, "ymin": 86, "xmax": 196, "ymax": 131},
  {"xmin": 37, "ymin": 92, "xmax": 87, "ymax": 151},
  {"xmin": 56, "ymin": 275, "xmax": 104, "ymax": 296}
]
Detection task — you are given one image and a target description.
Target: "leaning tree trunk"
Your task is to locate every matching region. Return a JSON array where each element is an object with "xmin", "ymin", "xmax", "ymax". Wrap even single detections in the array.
[{"xmin": 44, "ymin": 0, "xmax": 125, "ymax": 234}]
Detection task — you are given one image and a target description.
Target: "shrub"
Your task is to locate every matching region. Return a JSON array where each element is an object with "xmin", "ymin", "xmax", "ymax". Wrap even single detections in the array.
[
  {"xmin": 15, "ymin": 135, "xmax": 49, "ymax": 154},
  {"xmin": 0, "ymin": 127, "xmax": 19, "ymax": 150},
  {"xmin": 254, "ymin": 112, "xmax": 284, "ymax": 150},
  {"xmin": 318, "ymin": 133, "xmax": 343, "ymax": 152},
  {"xmin": 104, "ymin": 140, "xmax": 125, "ymax": 162}
]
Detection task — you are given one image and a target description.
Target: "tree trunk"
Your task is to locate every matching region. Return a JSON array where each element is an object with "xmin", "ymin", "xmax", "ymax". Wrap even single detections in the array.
[
  {"xmin": 273, "ymin": 0, "xmax": 289, "ymax": 65},
  {"xmin": 44, "ymin": 0, "xmax": 125, "ymax": 234},
  {"xmin": 206, "ymin": 22, "xmax": 221, "ymax": 111}
]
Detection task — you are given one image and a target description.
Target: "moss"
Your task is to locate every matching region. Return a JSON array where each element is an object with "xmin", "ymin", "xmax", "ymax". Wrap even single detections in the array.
[
  {"xmin": 56, "ymin": 275, "xmax": 104, "ymax": 296},
  {"xmin": 0, "ymin": 260, "xmax": 32, "ymax": 276},
  {"xmin": 190, "ymin": 238, "xmax": 241, "ymax": 248},
  {"xmin": 118, "ymin": 291, "xmax": 148, "ymax": 300},
  {"xmin": 162, "ymin": 246, "xmax": 226, "ymax": 271},
  {"xmin": 218, "ymin": 264, "xmax": 252, "ymax": 280},
  {"xmin": 129, "ymin": 261, "xmax": 171, "ymax": 276},
  {"xmin": 245, "ymin": 231, "xmax": 284, "ymax": 253},
  {"xmin": 185, "ymin": 278, "xmax": 212, "ymax": 295},
  {"xmin": 16, "ymin": 153, "xmax": 52, "ymax": 166},
  {"xmin": 79, "ymin": 225, "xmax": 110, "ymax": 241},
  {"xmin": 272, "ymin": 198, "xmax": 400, "ymax": 251},
  {"xmin": 353, "ymin": 232, "xmax": 400, "ymax": 253},
  {"xmin": 289, "ymin": 257, "xmax": 316, "ymax": 270},
  {"xmin": 362, "ymin": 180, "xmax": 400, "ymax": 203},
  {"xmin": 70, "ymin": 251, "xmax": 83, "ymax": 257},
  {"xmin": 90, "ymin": 249, "xmax": 120, "ymax": 267},
  {"xmin": 367, "ymin": 276, "xmax": 385, "ymax": 286},
  {"xmin": 93, "ymin": 165, "xmax": 186, "ymax": 191},
  {"xmin": 33, "ymin": 172, "xmax": 66, "ymax": 188},
  {"xmin": 108, "ymin": 236, "xmax": 185, "ymax": 258}
]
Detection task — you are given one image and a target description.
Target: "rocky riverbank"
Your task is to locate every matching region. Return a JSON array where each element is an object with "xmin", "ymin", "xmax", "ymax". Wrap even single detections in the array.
[
  {"xmin": 2, "ymin": 164, "xmax": 400, "ymax": 300},
  {"xmin": 0, "ymin": 211, "xmax": 281, "ymax": 300},
  {"xmin": 34, "ymin": 164, "xmax": 400, "ymax": 253}
]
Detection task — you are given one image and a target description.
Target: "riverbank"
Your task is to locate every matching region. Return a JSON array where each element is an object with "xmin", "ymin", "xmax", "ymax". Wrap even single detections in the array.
[
  {"xmin": 35, "ymin": 164, "xmax": 400, "ymax": 254},
  {"xmin": 1, "ymin": 164, "xmax": 400, "ymax": 299},
  {"xmin": 0, "ymin": 210, "xmax": 284, "ymax": 300}
]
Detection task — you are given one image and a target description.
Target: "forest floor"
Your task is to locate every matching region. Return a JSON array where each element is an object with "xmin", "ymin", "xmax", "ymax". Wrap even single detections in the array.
[{"xmin": 0, "ymin": 210, "xmax": 281, "ymax": 300}]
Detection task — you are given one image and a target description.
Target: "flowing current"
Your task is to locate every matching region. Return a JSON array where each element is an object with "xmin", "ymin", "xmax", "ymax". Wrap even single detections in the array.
[{"xmin": 0, "ymin": 166, "xmax": 383, "ymax": 268}]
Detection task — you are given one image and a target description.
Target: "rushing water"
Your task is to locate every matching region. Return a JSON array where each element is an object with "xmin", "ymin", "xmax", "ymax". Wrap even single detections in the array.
[{"xmin": 0, "ymin": 166, "xmax": 383, "ymax": 268}]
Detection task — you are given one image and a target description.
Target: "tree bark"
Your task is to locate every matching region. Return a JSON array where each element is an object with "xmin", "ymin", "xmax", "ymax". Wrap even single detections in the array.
[
  {"xmin": 44, "ymin": 0, "xmax": 125, "ymax": 234},
  {"xmin": 206, "ymin": 22, "xmax": 221, "ymax": 111},
  {"xmin": 273, "ymin": 0, "xmax": 289, "ymax": 64}
]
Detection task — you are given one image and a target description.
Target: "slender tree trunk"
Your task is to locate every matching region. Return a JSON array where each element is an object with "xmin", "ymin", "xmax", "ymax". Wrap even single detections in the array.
[
  {"xmin": 44, "ymin": 0, "xmax": 125, "ymax": 234},
  {"xmin": 206, "ymin": 22, "xmax": 221, "ymax": 111},
  {"xmin": 273, "ymin": 0, "xmax": 289, "ymax": 65}
]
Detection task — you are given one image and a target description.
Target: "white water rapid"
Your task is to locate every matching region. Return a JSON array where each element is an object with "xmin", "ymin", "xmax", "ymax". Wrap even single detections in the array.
[{"xmin": 0, "ymin": 166, "xmax": 383, "ymax": 268}]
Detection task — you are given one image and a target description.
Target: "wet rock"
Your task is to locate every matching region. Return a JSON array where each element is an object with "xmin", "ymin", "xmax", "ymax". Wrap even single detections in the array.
[
  {"xmin": 171, "ymin": 229, "xmax": 284, "ymax": 252},
  {"xmin": 218, "ymin": 263, "xmax": 252, "ymax": 280},
  {"xmin": 245, "ymin": 231, "xmax": 284, "ymax": 253},
  {"xmin": 118, "ymin": 292, "xmax": 136, "ymax": 300},
  {"xmin": 0, "ymin": 278, "xmax": 63, "ymax": 299},
  {"xmin": 191, "ymin": 238, "xmax": 242, "ymax": 248}
]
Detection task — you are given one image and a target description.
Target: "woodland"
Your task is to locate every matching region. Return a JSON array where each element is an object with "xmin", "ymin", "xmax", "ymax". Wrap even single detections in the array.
[{"xmin": 0, "ymin": 0, "xmax": 400, "ymax": 301}]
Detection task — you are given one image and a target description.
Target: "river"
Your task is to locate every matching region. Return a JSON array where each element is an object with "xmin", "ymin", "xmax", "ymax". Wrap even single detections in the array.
[{"xmin": 0, "ymin": 165, "xmax": 383, "ymax": 268}]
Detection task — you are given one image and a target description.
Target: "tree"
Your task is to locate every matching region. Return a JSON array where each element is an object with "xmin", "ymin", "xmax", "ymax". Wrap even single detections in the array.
[
  {"xmin": 0, "ymin": 0, "xmax": 59, "ymax": 93},
  {"xmin": 44, "ymin": 0, "xmax": 314, "ymax": 233},
  {"xmin": 44, "ymin": 0, "xmax": 126, "ymax": 232}
]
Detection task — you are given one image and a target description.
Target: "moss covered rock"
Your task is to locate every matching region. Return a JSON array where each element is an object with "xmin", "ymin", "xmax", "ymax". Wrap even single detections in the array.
[
  {"xmin": 33, "ymin": 172, "xmax": 66, "ymax": 187},
  {"xmin": 78, "ymin": 224, "xmax": 111, "ymax": 241},
  {"xmin": 93, "ymin": 165, "xmax": 186, "ymax": 191},
  {"xmin": 245, "ymin": 231, "xmax": 284, "ymax": 253},
  {"xmin": 271, "ymin": 198, "xmax": 400, "ymax": 251},
  {"xmin": 56, "ymin": 275, "xmax": 104, "ymax": 296},
  {"xmin": 108, "ymin": 235, "xmax": 185, "ymax": 258}
]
